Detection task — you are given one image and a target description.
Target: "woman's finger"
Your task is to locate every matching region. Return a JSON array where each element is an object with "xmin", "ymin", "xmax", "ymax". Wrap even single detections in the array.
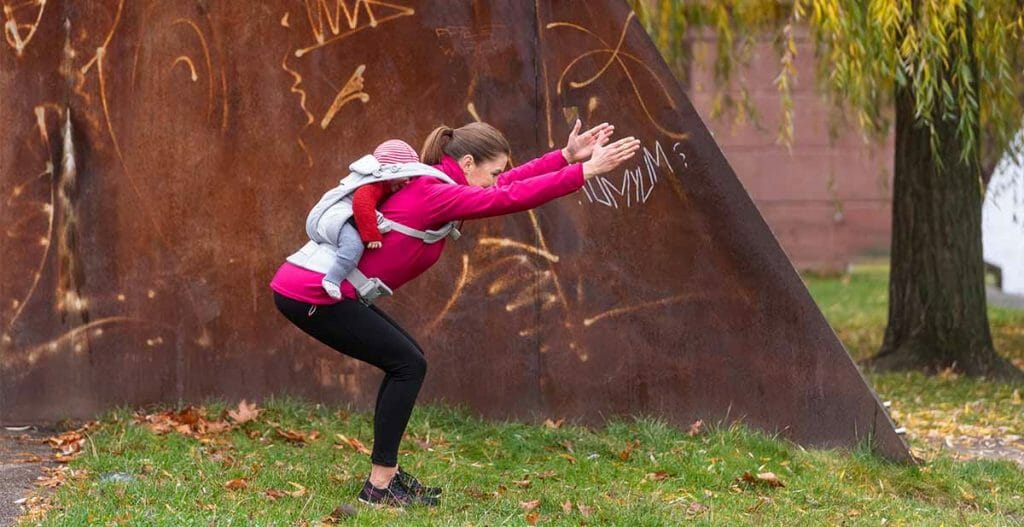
[
  {"xmin": 570, "ymin": 119, "xmax": 582, "ymax": 138},
  {"xmin": 583, "ymin": 122, "xmax": 611, "ymax": 139},
  {"xmin": 607, "ymin": 136, "xmax": 637, "ymax": 150}
]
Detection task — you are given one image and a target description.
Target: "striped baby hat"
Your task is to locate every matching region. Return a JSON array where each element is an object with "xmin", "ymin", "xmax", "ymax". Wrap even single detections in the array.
[{"xmin": 373, "ymin": 139, "xmax": 419, "ymax": 165}]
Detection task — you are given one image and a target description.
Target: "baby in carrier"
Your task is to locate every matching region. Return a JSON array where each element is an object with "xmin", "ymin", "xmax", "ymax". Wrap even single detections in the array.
[{"xmin": 319, "ymin": 140, "xmax": 420, "ymax": 299}]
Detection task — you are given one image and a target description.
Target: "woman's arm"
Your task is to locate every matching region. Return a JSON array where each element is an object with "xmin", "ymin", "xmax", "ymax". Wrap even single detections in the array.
[
  {"xmin": 489, "ymin": 122, "xmax": 618, "ymax": 186},
  {"xmin": 492, "ymin": 149, "xmax": 570, "ymax": 187},
  {"xmin": 424, "ymin": 163, "xmax": 584, "ymax": 223}
]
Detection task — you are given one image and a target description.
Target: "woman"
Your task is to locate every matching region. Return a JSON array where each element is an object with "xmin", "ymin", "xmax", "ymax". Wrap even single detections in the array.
[{"xmin": 270, "ymin": 120, "xmax": 641, "ymax": 508}]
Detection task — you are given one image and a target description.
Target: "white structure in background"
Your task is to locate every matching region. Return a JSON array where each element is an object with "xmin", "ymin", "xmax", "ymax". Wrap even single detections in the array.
[{"xmin": 982, "ymin": 129, "xmax": 1024, "ymax": 295}]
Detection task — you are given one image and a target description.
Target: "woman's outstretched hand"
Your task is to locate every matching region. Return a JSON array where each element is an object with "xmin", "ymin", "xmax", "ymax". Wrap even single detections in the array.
[
  {"xmin": 562, "ymin": 119, "xmax": 614, "ymax": 163},
  {"xmin": 582, "ymin": 130, "xmax": 641, "ymax": 180}
]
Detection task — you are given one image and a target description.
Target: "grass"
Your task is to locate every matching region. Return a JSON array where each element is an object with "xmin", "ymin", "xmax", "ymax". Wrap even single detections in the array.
[
  {"xmin": 805, "ymin": 263, "xmax": 1024, "ymax": 456},
  {"xmin": 803, "ymin": 262, "xmax": 1024, "ymax": 365},
  {"xmin": 18, "ymin": 263, "xmax": 1024, "ymax": 526},
  {"xmin": 21, "ymin": 398, "xmax": 1024, "ymax": 526}
]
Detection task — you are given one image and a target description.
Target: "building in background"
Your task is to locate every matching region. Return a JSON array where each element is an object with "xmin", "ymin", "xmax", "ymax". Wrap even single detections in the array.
[
  {"xmin": 684, "ymin": 28, "xmax": 894, "ymax": 272},
  {"xmin": 983, "ymin": 130, "xmax": 1024, "ymax": 295}
]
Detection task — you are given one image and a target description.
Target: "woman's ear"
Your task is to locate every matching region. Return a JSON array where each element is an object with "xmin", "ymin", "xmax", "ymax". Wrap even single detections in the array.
[{"xmin": 458, "ymin": 154, "xmax": 475, "ymax": 174}]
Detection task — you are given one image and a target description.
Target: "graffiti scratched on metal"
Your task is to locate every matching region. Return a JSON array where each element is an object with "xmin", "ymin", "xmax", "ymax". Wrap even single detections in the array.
[{"xmin": 0, "ymin": 0, "xmax": 909, "ymax": 461}]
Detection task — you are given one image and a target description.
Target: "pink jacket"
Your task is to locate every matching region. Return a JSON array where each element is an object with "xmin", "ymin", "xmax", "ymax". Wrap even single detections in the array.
[{"xmin": 270, "ymin": 149, "xmax": 584, "ymax": 304}]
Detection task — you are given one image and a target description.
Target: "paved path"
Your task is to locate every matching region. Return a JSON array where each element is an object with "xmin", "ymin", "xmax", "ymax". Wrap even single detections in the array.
[
  {"xmin": 987, "ymin": 285, "xmax": 1024, "ymax": 311},
  {"xmin": 0, "ymin": 427, "xmax": 54, "ymax": 527}
]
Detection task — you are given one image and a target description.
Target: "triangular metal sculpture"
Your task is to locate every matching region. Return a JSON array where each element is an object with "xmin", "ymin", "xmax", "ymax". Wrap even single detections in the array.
[{"xmin": 0, "ymin": 0, "xmax": 908, "ymax": 461}]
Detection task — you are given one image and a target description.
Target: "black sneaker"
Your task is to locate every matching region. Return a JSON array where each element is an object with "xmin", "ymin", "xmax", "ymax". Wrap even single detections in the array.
[
  {"xmin": 357, "ymin": 475, "xmax": 439, "ymax": 508},
  {"xmin": 395, "ymin": 466, "xmax": 442, "ymax": 497}
]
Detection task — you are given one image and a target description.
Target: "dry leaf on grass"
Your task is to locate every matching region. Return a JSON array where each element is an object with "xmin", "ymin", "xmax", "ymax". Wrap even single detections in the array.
[
  {"xmin": 228, "ymin": 400, "xmax": 261, "ymax": 424},
  {"xmin": 334, "ymin": 434, "xmax": 371, "ymax": 454},
  {"xmin": 646, "ymin": 470, "xmax": 670, "ymax": 481},
  {"xmin": 276, "ymin": 428, "xmax": 319, "ymax": 444},
  {"xmin": 561, "ymin": 500, "xmax": 572, "ymax": 513},
  {"xmin": 47, "ymin": 426, "xmax": 92, "ymax": 462},
  {"xmin": 737, "ymin": 471, "xmax": 785, "ymax": 488},
  {"xmin": 689, "ymin": 419, "xmax": 704, "ymax": 436},
  {"xmin": 525, "ymin": 511, "xmax": 540, "ymax": 525},
  {"xmin": 577, "ymin": 503, "xmax": 593, "ymax": 517},
  {"xmin": 286, "ymin": 482, "xmax": 308, "ymax": 497},
  {"xmin": 520, "ymin": 499, "xmax": 540, "ymax": 511},
  {"xmin": 618, "ymin": 439, "xmax": 641, "ymax": 461},
  {"xmin": 264, "ymin": 489, "xmax": 287, "ymax": 500},
  {"xmin": 224, "ymin": 478, "xmax": 248, "ymax": 490},
  {"xmin": 543, "ymin": 417, "xmax": 565, "ymax": 429}
]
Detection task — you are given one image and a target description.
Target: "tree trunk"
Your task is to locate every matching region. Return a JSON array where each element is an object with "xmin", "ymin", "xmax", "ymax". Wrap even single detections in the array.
[{"xmin": 863, "ymin": 4, "xmax": 1023, "ymax": 381}]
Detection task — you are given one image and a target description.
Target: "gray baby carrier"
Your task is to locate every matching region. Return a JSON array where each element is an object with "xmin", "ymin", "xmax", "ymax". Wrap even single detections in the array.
[{"xmin": 286, "ymin": 154, "xmax": 461, "ymax": 303}]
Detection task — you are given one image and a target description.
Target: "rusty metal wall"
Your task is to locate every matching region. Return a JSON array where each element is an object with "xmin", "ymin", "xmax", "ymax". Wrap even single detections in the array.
[{"xmin": 0, "ymin": 0, "xmax": 908, "ymax": 461}]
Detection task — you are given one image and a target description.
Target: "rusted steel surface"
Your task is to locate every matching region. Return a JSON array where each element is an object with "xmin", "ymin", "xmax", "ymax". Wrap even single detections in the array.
[{"xmin": 0, "ymin": 0, "xmax": 909, "ymax": 461}]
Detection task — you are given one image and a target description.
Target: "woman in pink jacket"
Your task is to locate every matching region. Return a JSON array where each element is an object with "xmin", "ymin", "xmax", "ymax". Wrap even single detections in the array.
[{"xmin": 270, "ymin": 121, "xmax": 640, "ymax": 508}]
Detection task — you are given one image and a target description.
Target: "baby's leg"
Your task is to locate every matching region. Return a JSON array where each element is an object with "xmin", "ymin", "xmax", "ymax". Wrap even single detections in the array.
[{"xmin": 322, "ymin": 221, "xmax": 365, "ymax": 299}]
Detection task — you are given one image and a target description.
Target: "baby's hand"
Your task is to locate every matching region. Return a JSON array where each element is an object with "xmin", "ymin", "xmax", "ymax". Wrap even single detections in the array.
[{"xmin": 367, "ymin": 241, "xmax": 383, "ymax": 249}]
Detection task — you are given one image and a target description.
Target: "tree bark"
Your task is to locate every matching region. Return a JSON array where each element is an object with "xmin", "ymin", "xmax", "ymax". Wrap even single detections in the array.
[{"xmin": 863, "ymin": 3, "xmax": 1023, "ymax": 381}]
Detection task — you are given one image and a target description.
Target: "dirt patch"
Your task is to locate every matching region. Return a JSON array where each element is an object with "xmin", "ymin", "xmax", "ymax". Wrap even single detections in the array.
[
  {"xmin": 0, "ymin": 427, "xmax": 57, "ymax": 527},
  {"xmin": 938, "ymin": 436, "xmax": 1024, "ymax": 467}
]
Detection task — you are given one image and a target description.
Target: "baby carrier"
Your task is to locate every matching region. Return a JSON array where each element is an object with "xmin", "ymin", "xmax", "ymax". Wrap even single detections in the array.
[{"xmin": 286, "ymin": 154, "xmax": 461, "ymax": 303}]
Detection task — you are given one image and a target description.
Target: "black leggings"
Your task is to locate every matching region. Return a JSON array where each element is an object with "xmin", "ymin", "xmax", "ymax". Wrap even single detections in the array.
[{"xmin": 273, "ymin": 292, "xmax": 426, "ymax": 467}]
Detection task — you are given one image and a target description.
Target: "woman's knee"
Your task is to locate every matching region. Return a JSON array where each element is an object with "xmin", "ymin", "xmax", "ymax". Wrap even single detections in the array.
[{"xmin": 400, "ymin": 352, "xmax": 427, "ymax": 380}]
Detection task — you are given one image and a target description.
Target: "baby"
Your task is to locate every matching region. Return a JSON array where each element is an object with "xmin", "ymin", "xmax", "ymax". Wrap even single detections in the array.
[{"xmin": 321, "ymin": 139, "xmax": 419, "ymax": 299}]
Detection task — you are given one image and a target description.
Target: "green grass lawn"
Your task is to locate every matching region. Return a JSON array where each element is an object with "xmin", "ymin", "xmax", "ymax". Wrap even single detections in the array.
[
  {"xmin": 18, "ymin": 264, "xmax": 1024, "ymax": 526},
  {"xmin": 806, "ymin": 263, "xmax": 1024, "ymax": 465},
  {"xmin": 21, "ymin": 399, "xmax": 1024, "ymax": 526}
]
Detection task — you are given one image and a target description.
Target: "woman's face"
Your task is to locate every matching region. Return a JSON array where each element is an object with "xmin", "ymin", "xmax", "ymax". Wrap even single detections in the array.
[{"xmin": 460, "ymin": 154, "xmax": 509, "ymax": 188}]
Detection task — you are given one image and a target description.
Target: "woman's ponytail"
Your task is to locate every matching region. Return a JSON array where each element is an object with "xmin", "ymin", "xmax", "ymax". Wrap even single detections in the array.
[
  {"xmin": 420, "ymin": 122, "xmax": 511, "ymax": 166},
  {"xmin": 421, "ymin": 125, "xmax": 454, "ymax": 165}
]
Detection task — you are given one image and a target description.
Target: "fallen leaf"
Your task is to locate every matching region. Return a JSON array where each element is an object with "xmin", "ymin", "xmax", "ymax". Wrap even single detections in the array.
[
  {"xmin": 561, "ymin": 500, "xmax": 572, "ymax": 513},
  {"xmin": 465, "ymin": 487, "xmax": 493, "ymax": 499},
  {"xmin": 513, "ymin": 478, "xmax": 531, "ymax": 488},
  {"xmin": 325, "ymin": 504, "xmax": 357, "ymax": 522},
  {"xmin": 525, "ymin": 512, "xmax": 540, "ymax": 525},
  {"xmin": 559, "ymin": 453, "xmax": 577, "ymax": 464},
  {"xmin": 520, "ymin": 499, "xmax": 540, "ymax": 511},
  {"xmin": 535, "ymin": 470, "xmax": 557, "ymax": 479},
  {"xmin": 737, "ymin": 471, "xmax": 785, "ymax": 488},
  {"xmin": 285, "ymin": 481, "xmax": 307, "ymax": 497},
  {"xmin": 203, "ymin": 420, "xmax": 232, "ymax": 434},
  {"xmin": 278, "ymin": 429, "xmax": 309, "ymax": 446},
  {"xmin": 618, "ymin": 439, "xmax": 641, "ymax": 461},
  {"xmin": 688, "ymin": 420, "xmax": 704, "ymax": 436},
  {"xmin": 646, "ymin": 470, "xmax": 670, "ymax": 481},
  {"xmin": 334, "ymin": 434, "xmax": 371, "ymax": 454},
  {"xmin": 228, "ymin": 400, "xmax": 261, "ymax": 424},
  {"xmin": 224, "ymin": 478, "xmax": 248, "ymax": 490},
  {"xmin": 264, "ymin": 489, "xmax": 287, "ymax": 500},
  {"xmin": 543, "ymin": 418, "xmax": 565, "ymax": 429},
  {"xmin": 175, "ymin": 406, "xmax": 202, "ymax": 426},
  {"xmin": 756, "ymin": 472, "xmax": 784, "ymax": 487},
  {"xmin": 577, "ymin": 503, "xmax": 593, "ymax": 517}
]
